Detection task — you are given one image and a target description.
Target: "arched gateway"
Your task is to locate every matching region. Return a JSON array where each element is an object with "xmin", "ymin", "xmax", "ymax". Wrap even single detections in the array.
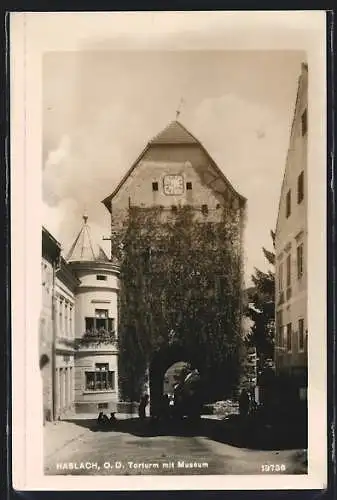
[
  {"xmin": 148, "ymin": 340, "xmax": 203, "ymax": 417},
  {"xmin": 101, "ymin": 119, "xmax": 246, "ymax": 412}
]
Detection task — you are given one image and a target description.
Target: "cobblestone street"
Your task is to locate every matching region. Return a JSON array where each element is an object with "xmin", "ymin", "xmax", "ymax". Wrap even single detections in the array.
[{"xmin": 44, "ymin": 417, "xmax": 307, "ymax": 476}]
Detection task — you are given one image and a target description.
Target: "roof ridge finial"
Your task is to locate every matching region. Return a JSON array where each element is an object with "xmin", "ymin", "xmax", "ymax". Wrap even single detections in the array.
[
  {"xmin": 176, "ymin": 97, "xmax": 184, "ymax": 121},
  {"xmin": 83, "ymin": 210, "xmax": 88, "ymax": 225}
]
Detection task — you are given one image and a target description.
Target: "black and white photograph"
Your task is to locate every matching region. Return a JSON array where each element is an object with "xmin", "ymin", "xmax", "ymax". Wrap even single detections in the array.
[{"xmin": 10, "ymin": 11, "xmax": 327, "ymax": 490}]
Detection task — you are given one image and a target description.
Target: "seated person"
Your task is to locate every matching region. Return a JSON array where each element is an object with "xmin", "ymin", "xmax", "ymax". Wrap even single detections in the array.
[
  {"xmin": 97, "ymin": 412, "xmax": 110, "ymax": 426},
  {"xmin": 109, "ymin": 412, "xmax": 117, "ymax": 424},
  {"xmin": 97, "ymin": 411, "xmax": 105, "ymax": 424}
]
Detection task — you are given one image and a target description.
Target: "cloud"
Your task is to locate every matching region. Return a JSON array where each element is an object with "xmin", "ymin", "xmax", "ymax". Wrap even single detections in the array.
[
  {"xmin": 190, "ymin": 94, "xmax": 287, "ymax": 283},
  {"xmin": 45, "ymin": 134, "xmax": 70, "ymax": 167},
  {"xmin": 42, "ymin": 104, "xmax": 150, "ymax": 257},
  {"xmin": 43, "ymin": 89, "xmax": 289, "ymax": 284},
  {"xmin": 191, "ymin": 93, "xmax": 285, "ymax": 192},
  {"xmin": 42, "ymin": 198, "xmax": 78, "ymax": 244}
]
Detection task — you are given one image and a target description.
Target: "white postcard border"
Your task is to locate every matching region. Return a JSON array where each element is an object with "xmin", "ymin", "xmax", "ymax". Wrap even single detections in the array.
[{"xmin": 10, "ymin": 10, "xmax": 327, "ymax": 491}]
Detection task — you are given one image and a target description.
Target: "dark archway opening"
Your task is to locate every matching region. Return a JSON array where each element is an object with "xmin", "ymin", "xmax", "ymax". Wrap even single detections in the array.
[
  {"xmin": 148, "ymin": 342, "xmax": 203, "ymax": 418},
  {"xmin": 163, "ymin": 361, "xmax": 191, "ymax": 397}
]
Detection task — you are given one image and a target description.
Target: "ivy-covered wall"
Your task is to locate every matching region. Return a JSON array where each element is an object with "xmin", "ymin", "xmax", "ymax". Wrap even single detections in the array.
[{"xmin": 113, "ymin": 204, "xmax": 246, "ymax": 403}]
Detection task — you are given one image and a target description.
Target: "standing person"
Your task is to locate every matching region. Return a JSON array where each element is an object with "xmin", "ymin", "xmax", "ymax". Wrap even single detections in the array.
[
  {"xmin": 162, "ymin": 394, "xmax": 170, "ymax": 419},
  {"xmin": 138, "ymin": 394, "xmax": 149, "ymax": 420},
  {"xmin": 239, "ymin": 388, "xmax": 251, "ymax": 419}
]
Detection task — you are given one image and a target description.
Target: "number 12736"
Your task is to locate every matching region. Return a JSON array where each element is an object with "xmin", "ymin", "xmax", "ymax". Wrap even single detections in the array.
[{"xmin": 261, "ymin": 464, "xmax": 286, "ymax": 473}]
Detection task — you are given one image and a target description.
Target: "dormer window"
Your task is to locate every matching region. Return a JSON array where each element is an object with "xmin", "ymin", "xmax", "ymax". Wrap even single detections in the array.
[
  {"xmin": 297, "ymin": 171, "xmax": 304, "ymax": 204},
  {"xmin": 301, "ymin": 109, "xmax": 308, "ymax": 136},
  {"xmin": 186, "ymin": 182, "xmax": 192, "ymax": 190},
  {"xmin": 152, "ymin": 182, "xmax": 159, "ymax": 192},
  {"xmin": 96, "ymin": 275, "xmax": 107, "ymax": 281},
  {"xmin": 286, "ymin": 190, "xmax": 291, "ymax": 218}
]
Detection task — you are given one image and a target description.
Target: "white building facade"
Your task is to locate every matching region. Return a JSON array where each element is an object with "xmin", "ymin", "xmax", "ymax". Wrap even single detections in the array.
[
  {"xmin": 41, "ymin": 215, "xmax": 120, "ymax": 420},
  {"xmin": 275, "ymin": 63, "xmax": 308, "ymax": 402},
  {"xmin": 54, "ymin": 260, "xmax": 79, "ymax": 419}
]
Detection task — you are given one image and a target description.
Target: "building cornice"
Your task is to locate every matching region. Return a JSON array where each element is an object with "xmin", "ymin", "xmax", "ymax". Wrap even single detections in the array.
[
  {"xmin": 68, "ymin": 260, "xmax": 120, "ymax": 275},
  {"xmin": 76, "ymin": 346, "xmax": 119, "ymax": 355},
  {"xmin": 76, "ymin": 285, "xmax": 119, "ymax": 294}
]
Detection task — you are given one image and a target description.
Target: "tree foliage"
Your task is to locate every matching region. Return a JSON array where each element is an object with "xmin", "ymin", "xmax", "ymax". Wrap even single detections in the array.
[
  {"xmin": 246, "ymin": 231, "xmax": 275, "ymax": 366},
  {"xmin": 115, "ymin": 205, "xmax": 245, "ymax": 402}
]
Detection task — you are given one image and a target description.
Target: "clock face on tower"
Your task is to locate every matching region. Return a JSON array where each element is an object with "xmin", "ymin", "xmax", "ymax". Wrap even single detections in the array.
[{"xmin": 163, "ymin": 175, "xmax": 184, "ymax": 195}]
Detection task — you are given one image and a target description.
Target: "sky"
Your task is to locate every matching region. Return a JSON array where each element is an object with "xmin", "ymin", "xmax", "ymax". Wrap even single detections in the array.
[{"xmin": 42, "ymin": 50, "xmax": 305, "ymax": 285}]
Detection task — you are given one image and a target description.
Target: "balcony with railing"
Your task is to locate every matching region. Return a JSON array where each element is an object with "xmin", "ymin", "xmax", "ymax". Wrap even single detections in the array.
[{"xmin": 75, "ymin": 328, "xmax": 119, "ymax": 352}]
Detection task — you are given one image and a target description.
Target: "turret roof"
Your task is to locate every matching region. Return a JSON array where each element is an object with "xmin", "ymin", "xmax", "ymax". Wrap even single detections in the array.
[{"xmin": 66, "ymin": 214, "xmax": 110, "ymax": 263}]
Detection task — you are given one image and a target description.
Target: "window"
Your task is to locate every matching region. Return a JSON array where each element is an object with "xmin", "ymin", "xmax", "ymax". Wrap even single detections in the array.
[
  {"xmin": 59, "ymin": 300, "xmax": 63, "ymax": 335},
  {"xmin": 152, "ymin": 182, "xmax": 158, "ymax": 192},
  {"xmin": 297, "ymin": 171, "xmax": 304, "ymax": 204},
  {"xmin": 201, "ymin": 204, "xmax": 208, "ymax": 215},
  {"xmin": 96, "ymin": 275, "xmax": 107, "ymax": 281},
  {"xmin": 95, "ymin": 309, "xmax": 108, "ymax": 330},
  {"xmin": 171, "ymin": 205, "xmax": 178, "ymax": 213},
  {"xmin": 286, "ymin": 323, "xmax": 292, "ymax": 352},
  {"xmin": 85, "ymin": 309, "xmax": 115, "ymax": 332},
  {"xmin": 69, "ymin": 306, "xmax": 73, "ymax": 338},
  {"xmin": 298, "ymin": 318, "xmax": 305, "ymax": 351},
  {"xmin": 96, "ymin": 363, "xmax": 109, "ymax": 371},
  {"xmin": 85, "ymin": 317, "xmax": 94, "ymax": 330},
  {"xmin": 286, "ymin": 190, "xmax": 291, "ymax": 218},
  {"xmin": 286, "ymin": 254, "xmax": 291, "ymax": 288},
  {"xmin": 64, "ymin": 303, "xmax": 68, "ymax": 337},
  {"xmin": 186, "ymin": 182, "xmax": 192, "ymax": 190},
  {"xmin": 276, "ymin": 310, "xmax": 283, "ymax": 347},
  {"xmin": 301, "ymin": 109, "xmax": 308, "ymax": 136},
  {"xmin": 278, "ymin": 263, "xmax": 284, "ymax": 292},
  {"xmin": 297, "ymin": 243, "xmax": 304, "ymax": 279},
  {"xmin": 85, "ymin": 363, "xmax": 115, "ymax": 391}
]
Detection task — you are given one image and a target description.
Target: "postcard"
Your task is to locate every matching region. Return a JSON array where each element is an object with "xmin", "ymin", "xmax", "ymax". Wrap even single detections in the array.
[{"xmin": 10, "ymin": 10, "xmax": 327, "ymax": 490}]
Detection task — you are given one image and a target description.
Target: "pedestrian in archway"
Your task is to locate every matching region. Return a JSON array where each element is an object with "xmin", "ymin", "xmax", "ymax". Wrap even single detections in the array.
[
  {"xmin": 138, "ymin": 393, "xmax": 149, "ymax": 420},
  {"xmin": 239, "ymin": 388, "xmax": 251, "ymax": 419},
  {"xmin": 109, "ymin": 412, "xmax": 118, "ymax": 428},
  {"xmin": 162, "ymin": 394, "xmax": 170, "ymax": 420}
]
